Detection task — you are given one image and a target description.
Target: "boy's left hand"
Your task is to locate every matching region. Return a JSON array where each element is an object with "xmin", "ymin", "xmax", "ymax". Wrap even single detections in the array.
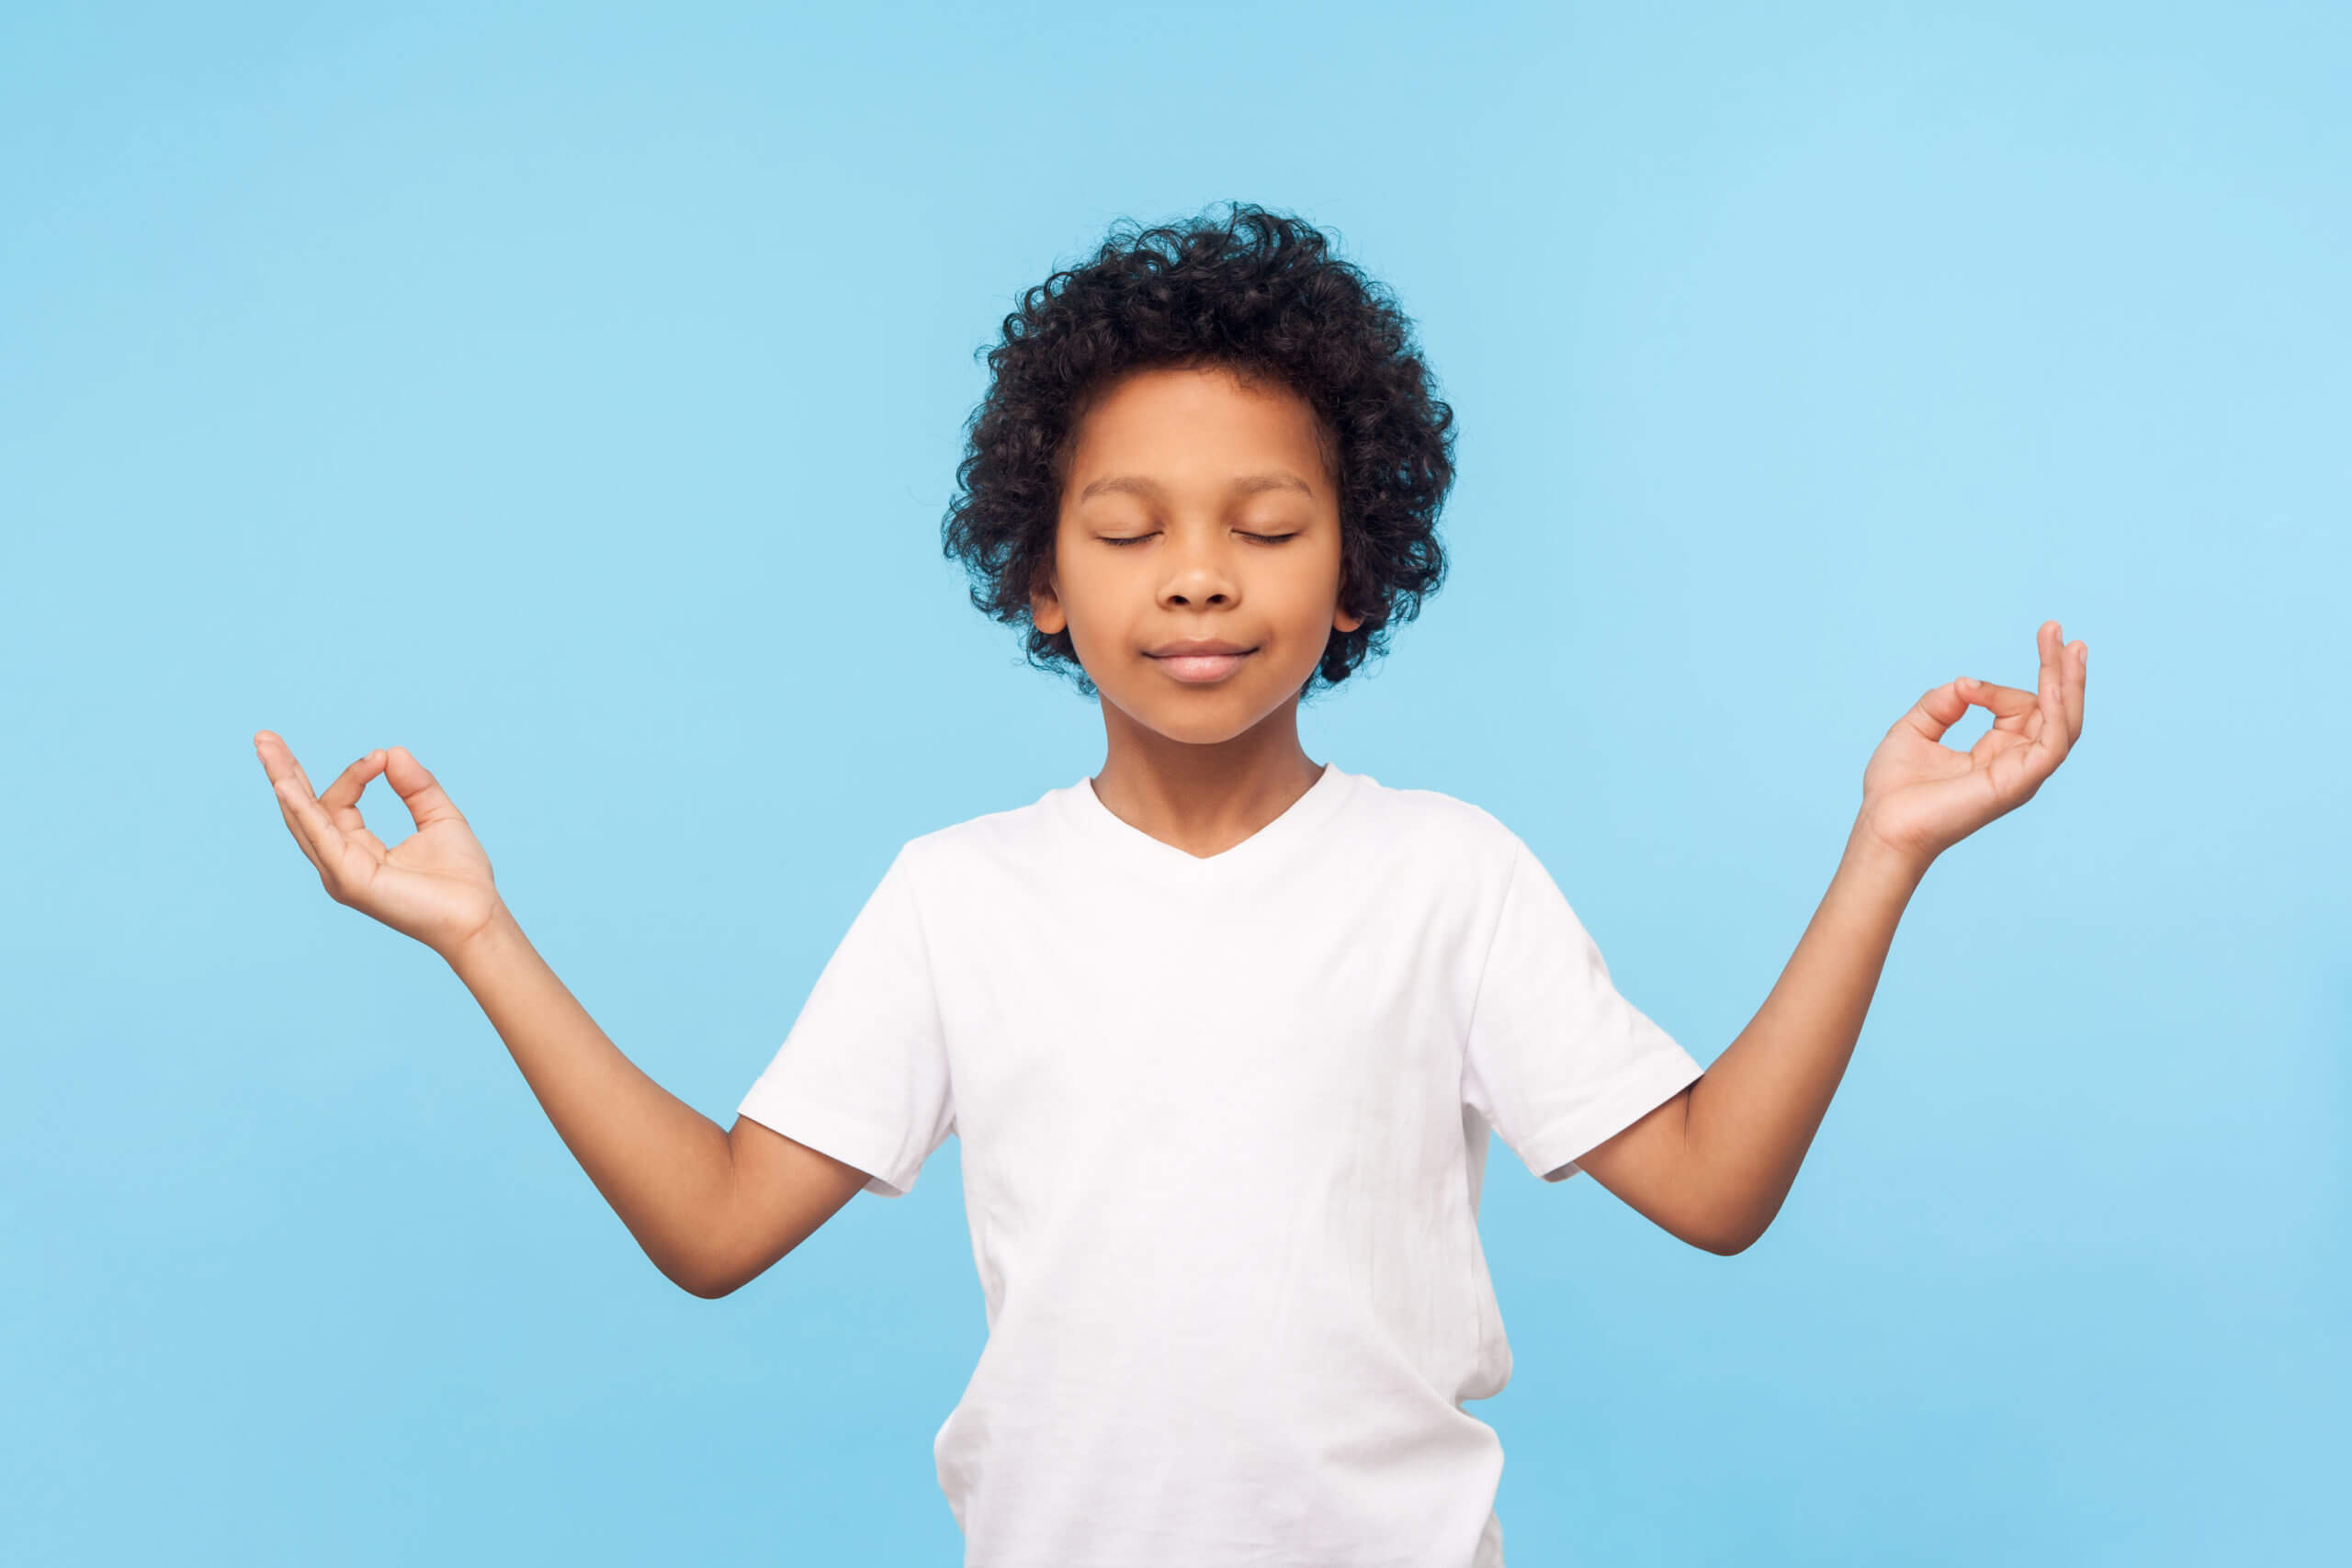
[{"xmin": 1855, "ymin": 618, "xmax": 2087, "ymax": 868}]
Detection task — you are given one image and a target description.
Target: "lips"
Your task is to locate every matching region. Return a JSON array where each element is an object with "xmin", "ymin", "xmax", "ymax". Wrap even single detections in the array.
[{"xmin": 1147, "ymin": 648, "xmax": 1256, "ymax": 683}]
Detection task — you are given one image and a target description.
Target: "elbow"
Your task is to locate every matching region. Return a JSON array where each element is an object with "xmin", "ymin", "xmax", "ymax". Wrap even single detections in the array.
[
  {"xmin": 1692, "ymin": 1204, "xmax": 1770, "ymax": 1257},
  {"xmin": 1685, "ymin": 1170, "xmax": 1785, "ymax": 1255},
  {"xmin": 666, "ymin": 1246, "xmax": 746, "ymax": 1301},
  {"xmin": 678, "ymin": 1267, "xmax": 742, "ymax": 1300},
  {"xmin": 1700, "ymin": 1224, "xmax": 1759, "ymax": 1257}
]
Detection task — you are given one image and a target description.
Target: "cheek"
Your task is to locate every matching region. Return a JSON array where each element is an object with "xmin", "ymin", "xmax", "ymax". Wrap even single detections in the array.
[
  {"xmin": 1052, "ymin": 554, "xmax": 1113, "ymax": 621},
  {"xmin": 1051, "ymin": 560, "xmax": 1139, "ymax": 650},
  {"xmin": 1287, "ymin": 539, "xmax": 1349, "ymax": 609}
]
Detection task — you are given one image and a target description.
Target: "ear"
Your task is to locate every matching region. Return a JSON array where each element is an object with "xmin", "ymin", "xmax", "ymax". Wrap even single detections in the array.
[
  {"xmin": 1029, "ymin": 567, "xmax": 1066, "ymax": 637},
  {"xmin": 1333, "ymin": 602, "xmax": 1363, "ymax": 636}
]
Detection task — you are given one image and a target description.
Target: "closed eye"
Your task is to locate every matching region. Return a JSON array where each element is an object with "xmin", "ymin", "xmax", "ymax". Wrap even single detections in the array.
[{"xmin": 1098, "ymin": 533, "xmax": 1298, "ymax": 546}]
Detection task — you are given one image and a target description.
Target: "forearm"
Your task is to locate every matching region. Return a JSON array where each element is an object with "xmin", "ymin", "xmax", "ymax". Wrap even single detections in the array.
[
  {"xmin": 1684, "ymin": 818, "xmax": 1928, "ymax": 1250},
  {"xmin": 444, "ymin": 905, "xmax": 738, "ymax": 1296}
]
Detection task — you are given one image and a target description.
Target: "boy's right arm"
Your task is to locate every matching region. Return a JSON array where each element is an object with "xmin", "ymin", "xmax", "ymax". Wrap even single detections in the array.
[
  {"xmin": 258, "ymin": 734, "xmax": 870, "ymax": 1299},
  {"xmin": 446, "ymin": 909, "xmax": 872, "ymax": 1298}
]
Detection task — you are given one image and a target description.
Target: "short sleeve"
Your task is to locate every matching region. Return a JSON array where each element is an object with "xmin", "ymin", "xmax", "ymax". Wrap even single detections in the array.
[
  {"xmin": 1462, "ymin": 835, "xmax": 1706, "ymax": 1184},
  {"xmin": 735, "ymin": 845, "xmax": 955, "ymax": 1198}
]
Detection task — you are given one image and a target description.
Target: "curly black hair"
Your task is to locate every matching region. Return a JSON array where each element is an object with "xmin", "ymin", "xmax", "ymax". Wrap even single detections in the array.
[{"xmin": 940, "ymin": 201, "xmax": 1456, "ymax": 701}]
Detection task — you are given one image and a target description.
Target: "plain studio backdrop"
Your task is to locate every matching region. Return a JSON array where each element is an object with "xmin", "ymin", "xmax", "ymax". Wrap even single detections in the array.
[{"xmin": 4, "ymin": 3, "xmax": 2342, "ymax": 1563}]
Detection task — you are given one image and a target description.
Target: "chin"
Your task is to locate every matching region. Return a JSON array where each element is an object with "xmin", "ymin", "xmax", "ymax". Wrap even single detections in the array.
[
  {"xmin": 1104, "ymin": 680, "xmax": 1299, "ymax": 747},
  {"xmin": 1148, "ymin": 714, "xmax": 1264, "ymax": 746}
]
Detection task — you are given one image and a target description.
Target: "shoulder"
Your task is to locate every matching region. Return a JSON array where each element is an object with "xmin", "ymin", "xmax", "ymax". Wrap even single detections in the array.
[
  {"xmin": 1330, "ymin": 773, "xmax": 1534, "ymax": 919},
  {"xmin": 883, "ymin": 786, "xmax": 1071, "ymax": 888},
  {"xmin": 1340, "ymin": 771, "xmax": 1528, "ymax": 865}
]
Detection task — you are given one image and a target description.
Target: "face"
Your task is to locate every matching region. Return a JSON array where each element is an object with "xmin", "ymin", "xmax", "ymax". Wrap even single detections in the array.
[{"xmin": 1030, "ymin": 364, "xmax": 1363, "ymax": 748}]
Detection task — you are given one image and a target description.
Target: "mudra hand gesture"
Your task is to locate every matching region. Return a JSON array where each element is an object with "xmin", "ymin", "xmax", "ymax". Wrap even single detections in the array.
[
  {"xmin": 1857, "ymin": 619, "xmax": 2088, "ymax": 867},
  {"xmin": 254, "ymin": 735, "xmax": 505, "ymax": 958}
]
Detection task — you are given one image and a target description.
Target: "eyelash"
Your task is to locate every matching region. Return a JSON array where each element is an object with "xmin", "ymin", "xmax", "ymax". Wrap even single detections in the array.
[{"xmin": 1101, "ymin": 533, "xmax": 1297, "ymax": 547}]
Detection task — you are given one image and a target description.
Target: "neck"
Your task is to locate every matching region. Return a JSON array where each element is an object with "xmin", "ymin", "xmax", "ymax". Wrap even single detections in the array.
[{"xmin": 1089, "ymin": 696, "xmax": 1325, "ymax": 859}]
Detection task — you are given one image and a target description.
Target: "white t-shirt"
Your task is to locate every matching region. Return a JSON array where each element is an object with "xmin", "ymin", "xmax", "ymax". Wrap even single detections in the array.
[{"xmin": 735, "ymin": 762, "xmax": 1705, "ymax": 1568}]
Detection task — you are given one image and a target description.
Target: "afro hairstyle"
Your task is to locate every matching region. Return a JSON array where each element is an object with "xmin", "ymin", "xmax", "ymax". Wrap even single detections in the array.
[{"xmin": 939, "ymin": 200, "xmax": 1456, "ymax": 701}]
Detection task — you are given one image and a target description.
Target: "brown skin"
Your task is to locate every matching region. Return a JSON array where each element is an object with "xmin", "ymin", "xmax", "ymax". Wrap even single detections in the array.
[
  {"xmin": 255, "ymin": 359, "xmax": 2088, "ymax": 1287},
  {"xmin": 1034, "ymin": 363, "xmax": 2092, "ymax": 1257},
  {"xmin": 1030, "ymin": 364, "xmax": 1363, "ymax": 858},
  {"xmin": 1571, "ymin": 620, "xmax": 2086, "ymax": 1252},
  {"xmin": 254, "ymin": 731, "xmax": 870, "ymax": 1296}
]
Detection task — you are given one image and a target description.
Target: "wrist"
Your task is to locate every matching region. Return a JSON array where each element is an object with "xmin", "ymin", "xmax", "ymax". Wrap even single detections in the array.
[
  {"xmin": 440, "ymin": 901, "xmax": 524, "ymax": 976},
  {"xmin": 1844, "ymin": 813, "xmax": 1935, "ymax": 888}
]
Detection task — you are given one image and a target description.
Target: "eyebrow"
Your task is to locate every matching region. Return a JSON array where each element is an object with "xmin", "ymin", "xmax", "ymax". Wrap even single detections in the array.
[{"xmin": 1075, "ymin": 470, "xmax": 1315, "ymax": 503}]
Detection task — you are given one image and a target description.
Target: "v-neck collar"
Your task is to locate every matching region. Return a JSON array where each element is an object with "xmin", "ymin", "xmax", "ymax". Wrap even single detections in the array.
[{"xmin": 1057, "ymin": 761, "xmax": 1356, "ymax": 884}]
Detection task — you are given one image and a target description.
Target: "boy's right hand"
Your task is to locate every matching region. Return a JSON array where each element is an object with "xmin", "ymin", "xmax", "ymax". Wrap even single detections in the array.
[{"xmin": 255, "ymin": 732, "xmax": 506, "ymax": 960}]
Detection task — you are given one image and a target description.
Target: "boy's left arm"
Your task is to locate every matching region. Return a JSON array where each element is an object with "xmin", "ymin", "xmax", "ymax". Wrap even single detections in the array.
[{"xmin": 1575, "ymin": 620, "xmax": 2088, "ymax": 1255}]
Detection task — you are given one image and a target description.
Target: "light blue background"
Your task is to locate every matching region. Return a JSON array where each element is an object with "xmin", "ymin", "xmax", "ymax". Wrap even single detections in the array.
[{"xmin": 5, "ymin": 2, "xmax": 2343, "ymax": 1562}]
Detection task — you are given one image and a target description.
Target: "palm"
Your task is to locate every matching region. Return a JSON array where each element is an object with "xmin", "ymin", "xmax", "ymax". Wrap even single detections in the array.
[
  {"xmin": 256, "ymin": 734, "xmax": 503, "ymax": 954},
  {"xmin": 1859, "ymin": 620, "xmax": 2088, "ymax": 864}
]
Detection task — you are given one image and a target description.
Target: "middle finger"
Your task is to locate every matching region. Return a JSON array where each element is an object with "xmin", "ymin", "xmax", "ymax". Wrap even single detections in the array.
[{"xmin": 2062, "ymin": 639, "xmax": 2086, "ymax": 740}]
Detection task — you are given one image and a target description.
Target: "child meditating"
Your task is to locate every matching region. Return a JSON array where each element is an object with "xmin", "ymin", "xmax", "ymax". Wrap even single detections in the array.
[{"xmin": 256, "ymin": 202, "xmax": 2087, "ymax": 1567}]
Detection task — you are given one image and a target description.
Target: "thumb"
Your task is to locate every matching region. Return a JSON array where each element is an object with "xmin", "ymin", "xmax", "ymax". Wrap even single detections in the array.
[{"xmin": 381, "ymin": 745, "xmax": 470, "ymax": 832}]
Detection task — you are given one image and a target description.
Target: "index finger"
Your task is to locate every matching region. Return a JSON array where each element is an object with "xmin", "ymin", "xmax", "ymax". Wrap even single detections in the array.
[
  {"xmin": 1957, "ymin": 676, "xmax": 2037, "ymax": 722},
  {"xmin": 317, "ymin": 749, "xmax": 388, "ymax": 818}
]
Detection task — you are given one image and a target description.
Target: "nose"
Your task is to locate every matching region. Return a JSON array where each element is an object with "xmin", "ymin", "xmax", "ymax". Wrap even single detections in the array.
[{"xmin": 1158, "ymin": 526, "xmax": 1239, "ymax": 609}]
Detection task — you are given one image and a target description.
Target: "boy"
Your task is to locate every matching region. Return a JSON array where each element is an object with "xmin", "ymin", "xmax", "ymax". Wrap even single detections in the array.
[{"xmin": 256, "ymin": 202, "xmax": 2087, "ymax": 1566}]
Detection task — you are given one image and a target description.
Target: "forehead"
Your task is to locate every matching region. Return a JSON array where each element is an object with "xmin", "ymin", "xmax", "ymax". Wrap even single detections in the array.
[{"xmin": 1064, "ymin": 366, "xmax": 1329, "ymax": 495}]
